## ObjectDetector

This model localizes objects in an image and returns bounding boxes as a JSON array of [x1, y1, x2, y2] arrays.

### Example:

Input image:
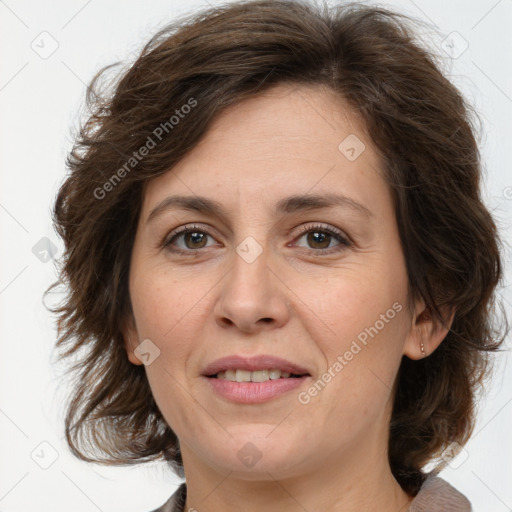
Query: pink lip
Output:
[[202, 354, 311, 377], [203, 375, 310, 403]]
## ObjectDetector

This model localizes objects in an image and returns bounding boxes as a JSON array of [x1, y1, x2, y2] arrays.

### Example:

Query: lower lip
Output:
[[203, 376, 310, 403]]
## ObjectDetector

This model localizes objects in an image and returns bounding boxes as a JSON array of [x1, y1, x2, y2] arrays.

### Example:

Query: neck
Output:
[[180, 442, 413, 512]]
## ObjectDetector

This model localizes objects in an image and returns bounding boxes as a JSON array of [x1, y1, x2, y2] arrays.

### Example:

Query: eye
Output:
[[162, 224, 218, 253], [162, 222, 352, 256], [292, 223, 352, 256]]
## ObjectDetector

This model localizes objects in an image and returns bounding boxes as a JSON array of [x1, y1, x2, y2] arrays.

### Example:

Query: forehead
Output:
[[141, 83, 388, 219], [194, 83, 368, 161]]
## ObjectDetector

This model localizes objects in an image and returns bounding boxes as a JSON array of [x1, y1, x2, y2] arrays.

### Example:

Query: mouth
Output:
[[202, 361, 312, 404], [202, 355, 312, 383], [206, 369, 309, 382]]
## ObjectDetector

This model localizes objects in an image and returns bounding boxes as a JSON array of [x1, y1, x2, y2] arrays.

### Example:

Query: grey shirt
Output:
[[150, 476, 472, 511]]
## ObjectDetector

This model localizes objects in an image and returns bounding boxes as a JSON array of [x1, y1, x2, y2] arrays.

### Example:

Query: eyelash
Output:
[[162, 223, 352, 257]]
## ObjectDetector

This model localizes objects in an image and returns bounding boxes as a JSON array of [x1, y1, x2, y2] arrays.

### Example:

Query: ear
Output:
[[122, 314, 144, 366], [403, 298, 455, 360]]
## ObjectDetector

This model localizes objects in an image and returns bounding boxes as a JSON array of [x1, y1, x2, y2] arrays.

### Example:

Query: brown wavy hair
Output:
[[47, 0, 508, 495]]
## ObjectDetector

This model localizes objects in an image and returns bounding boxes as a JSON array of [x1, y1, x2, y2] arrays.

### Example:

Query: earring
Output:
[[420, 342, 426, 357]]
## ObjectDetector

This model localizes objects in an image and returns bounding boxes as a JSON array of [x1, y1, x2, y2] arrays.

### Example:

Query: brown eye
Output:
[[293, 224, 352, 256], [181, 231, 209, 249], [305, 230, 332, 249], [163, 225, 217, 253]]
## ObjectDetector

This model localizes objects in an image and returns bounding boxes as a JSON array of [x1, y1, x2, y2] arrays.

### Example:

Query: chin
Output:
[[202, 432, 310, 480]]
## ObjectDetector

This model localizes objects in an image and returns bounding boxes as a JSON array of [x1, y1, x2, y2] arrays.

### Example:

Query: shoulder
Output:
[[408, 476, 472, 511], [149, 483, 187, 512], [150, 477, 472, 511]]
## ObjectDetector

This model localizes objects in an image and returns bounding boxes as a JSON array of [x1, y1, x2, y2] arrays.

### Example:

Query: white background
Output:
[[0, 0, 511, 511]]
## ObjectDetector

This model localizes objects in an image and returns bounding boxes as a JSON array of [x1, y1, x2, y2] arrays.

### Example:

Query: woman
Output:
[[48, 1, 507, 510]]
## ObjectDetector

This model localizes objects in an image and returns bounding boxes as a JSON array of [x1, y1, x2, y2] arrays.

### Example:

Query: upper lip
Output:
[[202, 355, 311, 376]]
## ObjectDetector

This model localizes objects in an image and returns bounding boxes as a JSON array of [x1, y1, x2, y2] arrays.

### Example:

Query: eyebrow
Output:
[[146, 192, 374, 224]]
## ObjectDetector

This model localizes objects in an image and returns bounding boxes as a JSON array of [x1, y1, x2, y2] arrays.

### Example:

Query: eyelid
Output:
[[290, 223, 352, 255], [161, 223, 218, 248], [293, 223, 351, 244]]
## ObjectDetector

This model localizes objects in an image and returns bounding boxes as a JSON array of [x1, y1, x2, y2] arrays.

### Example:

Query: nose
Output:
[[214, 244, 290, 333]]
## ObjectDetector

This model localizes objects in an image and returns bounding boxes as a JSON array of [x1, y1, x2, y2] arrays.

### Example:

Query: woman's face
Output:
[[124, 83, 425, 480]]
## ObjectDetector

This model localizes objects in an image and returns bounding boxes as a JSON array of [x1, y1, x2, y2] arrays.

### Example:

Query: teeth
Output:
[[236, 369, 251, 382], [215, 369, 294, 382], [248, 369, 268, 382]]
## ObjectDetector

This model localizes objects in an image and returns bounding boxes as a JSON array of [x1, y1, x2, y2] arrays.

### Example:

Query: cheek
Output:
[[298, 264, 408, 355], [301, 307, 408, 446], [129, 268, 211, 420], [130, 264, 208, 343], [298, 265, 409, 415]]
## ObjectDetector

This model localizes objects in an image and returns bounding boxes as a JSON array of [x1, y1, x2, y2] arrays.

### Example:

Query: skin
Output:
[[124, 83, 452, 512]]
